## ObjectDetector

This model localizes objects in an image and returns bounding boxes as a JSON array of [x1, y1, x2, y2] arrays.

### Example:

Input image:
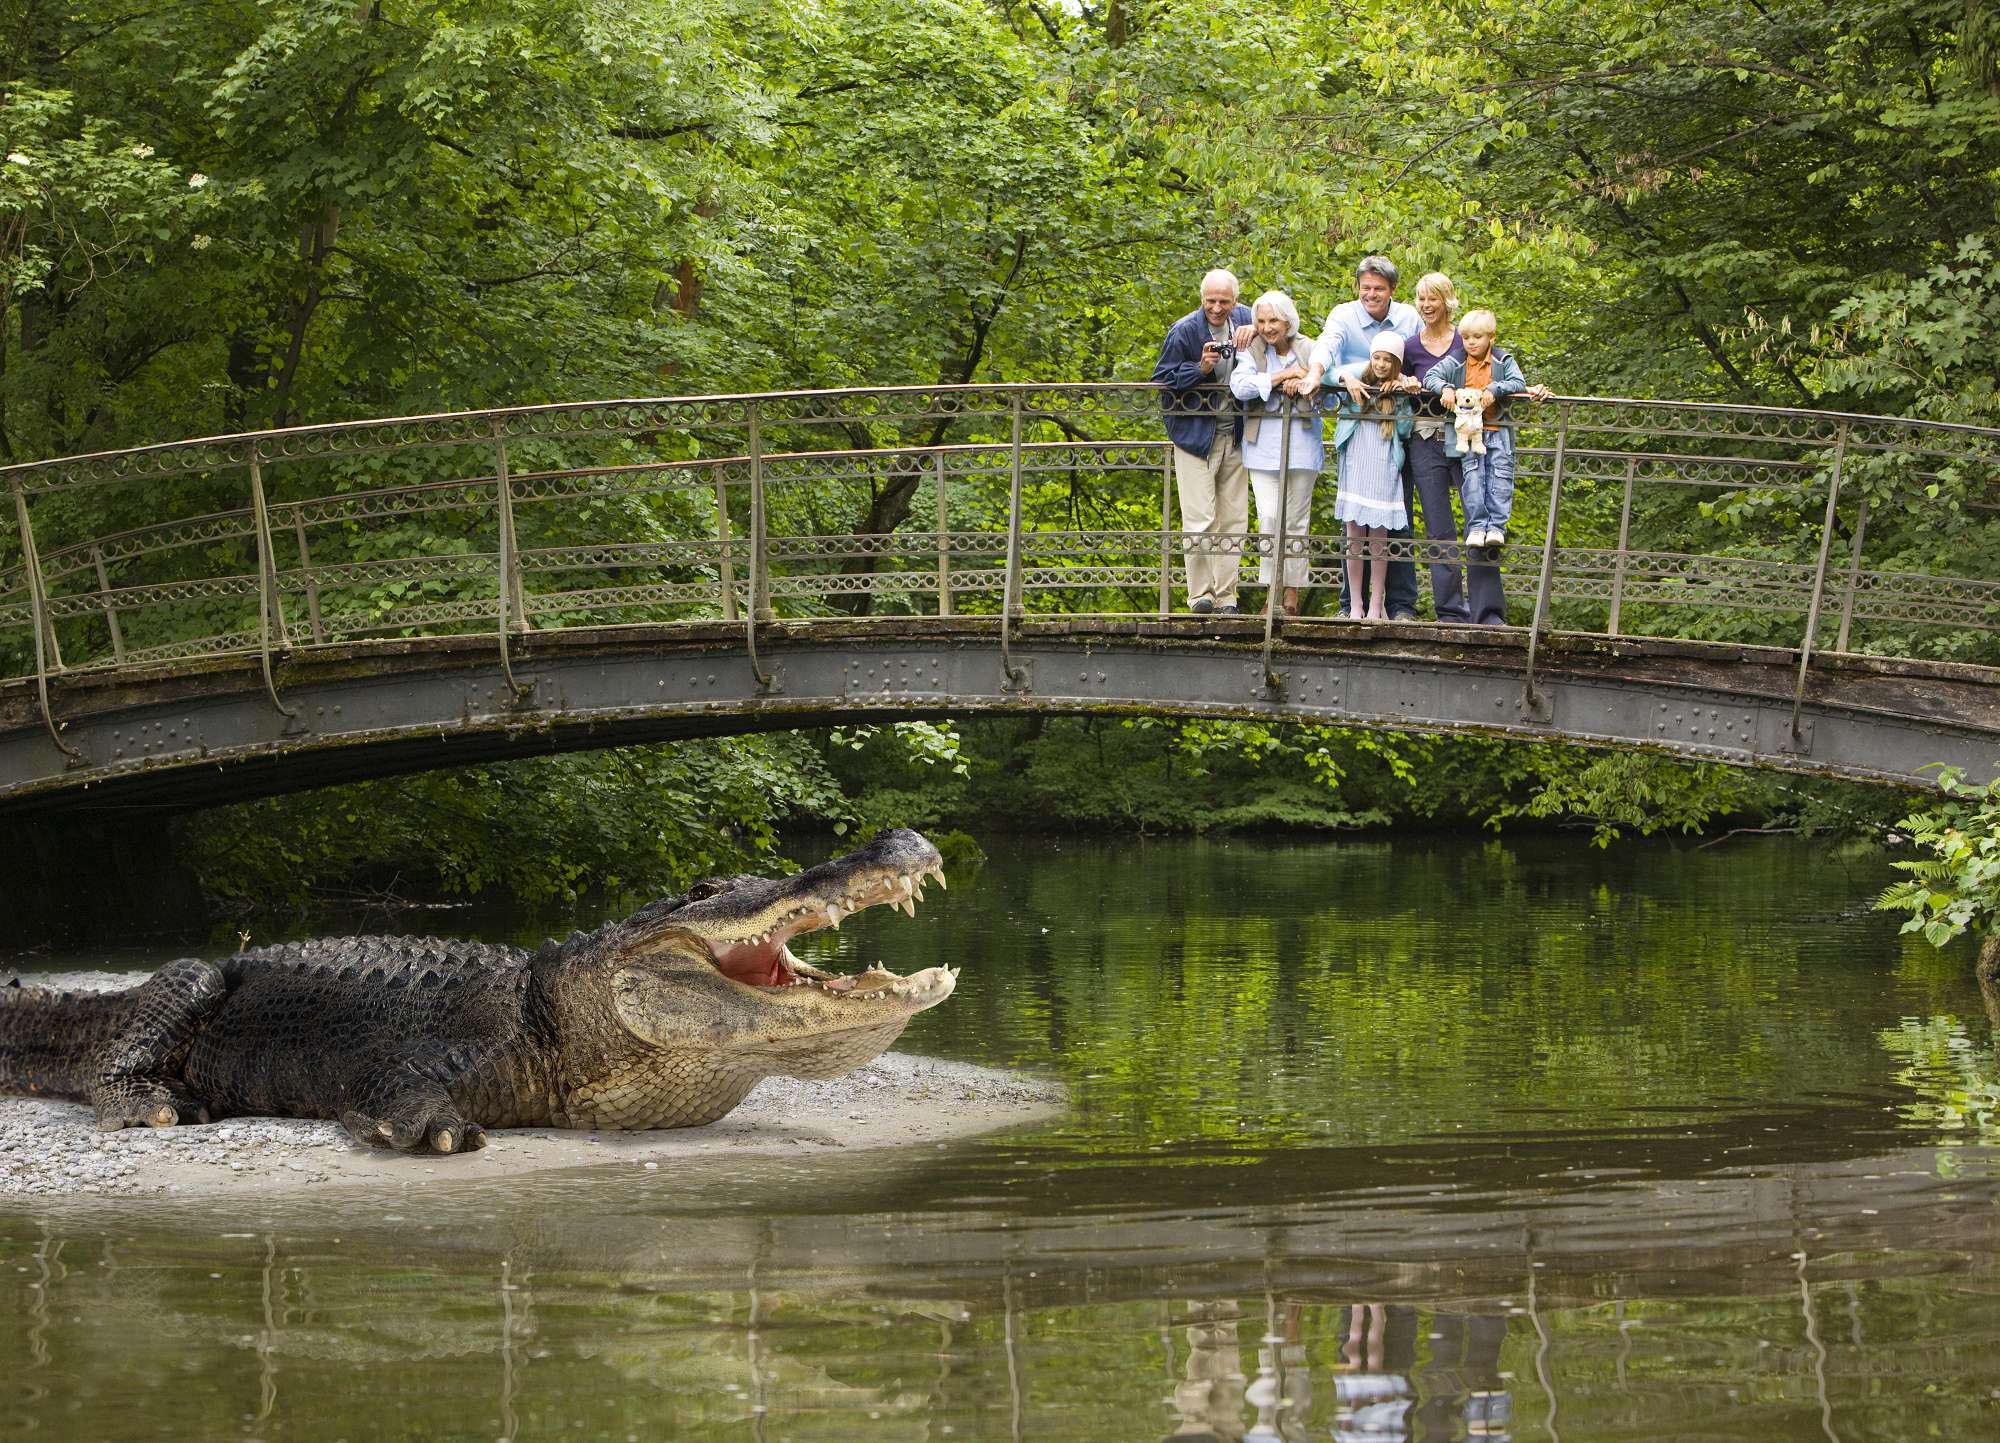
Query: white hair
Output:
[[1249, 290, 1301, 337], [1199, 268, 1241, 297]]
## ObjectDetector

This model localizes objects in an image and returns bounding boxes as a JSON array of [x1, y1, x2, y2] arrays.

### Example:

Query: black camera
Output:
[[1205, 339, 1236, 362]]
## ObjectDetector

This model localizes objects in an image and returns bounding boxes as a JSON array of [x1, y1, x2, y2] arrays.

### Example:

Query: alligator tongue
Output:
[[710, 940, 792, 988]]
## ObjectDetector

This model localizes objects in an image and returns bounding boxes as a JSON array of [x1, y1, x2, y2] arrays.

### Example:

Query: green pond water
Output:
[[3, 834, 1998, 1441]]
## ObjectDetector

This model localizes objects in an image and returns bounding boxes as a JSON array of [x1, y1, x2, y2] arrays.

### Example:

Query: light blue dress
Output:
[[1334, 416, 1408, 529]]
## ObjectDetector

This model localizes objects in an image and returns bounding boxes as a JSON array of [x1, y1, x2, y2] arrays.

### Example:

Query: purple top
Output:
[[1404, 329, 1464, 415]]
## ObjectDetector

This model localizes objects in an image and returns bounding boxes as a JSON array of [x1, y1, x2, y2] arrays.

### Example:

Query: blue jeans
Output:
[[1459, 429, 1515, 535]]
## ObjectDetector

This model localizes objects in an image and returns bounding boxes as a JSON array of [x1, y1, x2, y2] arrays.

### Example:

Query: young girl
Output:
[[1332, 332, 1414, 621]]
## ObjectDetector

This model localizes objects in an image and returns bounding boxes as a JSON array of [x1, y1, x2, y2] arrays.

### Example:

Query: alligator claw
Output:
[[342, 1098, 486, 1156], [90, 1081, 213, 1132]]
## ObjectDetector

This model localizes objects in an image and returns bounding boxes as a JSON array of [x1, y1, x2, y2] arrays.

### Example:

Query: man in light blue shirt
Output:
[[1310, 257, 1422, 618]]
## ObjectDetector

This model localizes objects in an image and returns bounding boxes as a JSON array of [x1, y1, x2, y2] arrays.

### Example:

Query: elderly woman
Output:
[[1228, 290, 1324, 616]]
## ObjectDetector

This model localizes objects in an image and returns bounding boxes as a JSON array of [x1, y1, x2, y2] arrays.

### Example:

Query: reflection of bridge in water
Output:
[[7, 1139, 1989, 1441], [3, 386, 1998, 812]]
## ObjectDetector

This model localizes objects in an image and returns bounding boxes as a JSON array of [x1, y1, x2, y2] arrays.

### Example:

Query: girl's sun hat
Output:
[[1369, 331, 1405, 358]]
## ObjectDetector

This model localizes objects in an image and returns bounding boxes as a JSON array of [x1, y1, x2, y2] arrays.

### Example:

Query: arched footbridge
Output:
[[3, 386, 1998, 814]]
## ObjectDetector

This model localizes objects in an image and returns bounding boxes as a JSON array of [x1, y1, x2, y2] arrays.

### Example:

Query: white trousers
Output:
[[1249, 467, 1318, 587], [1172, 433, 1250, 605]]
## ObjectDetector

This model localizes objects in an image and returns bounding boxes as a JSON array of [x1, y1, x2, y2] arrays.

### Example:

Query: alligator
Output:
[[0, 828, 955, 1154]]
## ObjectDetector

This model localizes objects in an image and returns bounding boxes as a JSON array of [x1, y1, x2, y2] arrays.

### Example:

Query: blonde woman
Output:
[[1228, 290, 1323, 616], [1398, 272, 1506, 623]]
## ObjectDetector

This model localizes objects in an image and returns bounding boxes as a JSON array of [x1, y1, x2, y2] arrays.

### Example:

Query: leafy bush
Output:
[[1874, 768, 2000, 950]]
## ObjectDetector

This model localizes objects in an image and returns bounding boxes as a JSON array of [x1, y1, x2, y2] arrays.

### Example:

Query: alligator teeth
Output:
[[826, 906, 844, 929], [898, 897, 916, 918], [931, 869, 947, 891]]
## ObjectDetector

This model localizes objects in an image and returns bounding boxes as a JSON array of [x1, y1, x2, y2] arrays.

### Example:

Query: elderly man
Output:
[[1310, 257, 1422, 620], [1152, 269, 1255, 615]]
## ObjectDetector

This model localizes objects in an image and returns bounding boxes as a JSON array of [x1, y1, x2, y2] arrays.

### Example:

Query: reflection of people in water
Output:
[[1164, 1299, 1248, 1443], [1415, 1311, 1513, 1440], [1334, 1303, 1416, 1439], [1334, 1303, 1514, 1441], [1245, 1300, 1311, 1442]]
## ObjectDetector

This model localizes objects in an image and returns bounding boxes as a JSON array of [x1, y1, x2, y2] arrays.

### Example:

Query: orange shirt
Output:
[[1463, 356, 1497, 429]]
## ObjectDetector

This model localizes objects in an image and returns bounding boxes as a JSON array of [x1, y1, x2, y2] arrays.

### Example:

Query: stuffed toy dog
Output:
[[1452, 388, 1487, 456]]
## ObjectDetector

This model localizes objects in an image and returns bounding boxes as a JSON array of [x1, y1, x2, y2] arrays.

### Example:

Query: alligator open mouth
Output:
[[703, 853, 951, 999]]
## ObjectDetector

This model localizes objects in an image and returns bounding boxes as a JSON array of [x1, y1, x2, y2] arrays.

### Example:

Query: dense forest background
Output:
[[4, 0, 1998, 924]]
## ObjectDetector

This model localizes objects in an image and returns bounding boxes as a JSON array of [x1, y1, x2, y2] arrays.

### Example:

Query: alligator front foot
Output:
[[90, 1079, 211, 1131], [340, 1098, 488, 1155]]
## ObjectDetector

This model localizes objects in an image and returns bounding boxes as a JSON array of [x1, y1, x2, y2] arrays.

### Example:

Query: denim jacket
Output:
[[1421, 345, 1529, 458]]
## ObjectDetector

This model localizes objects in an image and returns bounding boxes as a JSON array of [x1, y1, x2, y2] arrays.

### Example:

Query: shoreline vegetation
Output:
[[0, 716, 1912, 950]]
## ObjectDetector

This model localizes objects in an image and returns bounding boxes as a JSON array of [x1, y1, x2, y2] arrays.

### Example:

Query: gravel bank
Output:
[[1, 971, 1063, 1201]]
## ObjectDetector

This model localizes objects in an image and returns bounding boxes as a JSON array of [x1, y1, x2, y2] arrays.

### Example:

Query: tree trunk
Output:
[[1978, 932, 2000, 984]]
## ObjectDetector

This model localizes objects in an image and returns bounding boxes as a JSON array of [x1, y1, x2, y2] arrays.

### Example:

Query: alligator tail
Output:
[[0, 981, 136, 1103]]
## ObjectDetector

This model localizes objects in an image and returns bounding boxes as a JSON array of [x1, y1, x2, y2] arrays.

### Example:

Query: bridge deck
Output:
[[4, 385, 1998, 811], [3, 616, 1994, 814]]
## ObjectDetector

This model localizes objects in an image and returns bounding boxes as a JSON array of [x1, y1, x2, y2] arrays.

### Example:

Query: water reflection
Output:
[[3, 836, 1998, 1440], [1167, 1299, 1246, 1441], [1, 1131, 1994, 1441]]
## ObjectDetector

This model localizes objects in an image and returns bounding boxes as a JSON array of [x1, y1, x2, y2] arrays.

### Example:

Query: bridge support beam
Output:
[[3, 622, 1997, 816]]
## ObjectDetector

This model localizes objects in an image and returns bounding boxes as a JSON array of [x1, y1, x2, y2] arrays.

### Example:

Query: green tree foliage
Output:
[[4, 0, 1994, 915], [1875, 766, 2000, 950], [175, 732, 849, 911]]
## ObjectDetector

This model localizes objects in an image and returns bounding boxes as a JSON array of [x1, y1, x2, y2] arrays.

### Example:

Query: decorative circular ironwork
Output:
[[3, 386, 1997, 683]]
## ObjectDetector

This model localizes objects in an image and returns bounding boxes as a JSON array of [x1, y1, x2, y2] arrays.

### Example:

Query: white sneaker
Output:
[[1466, 527, 1489, 548]]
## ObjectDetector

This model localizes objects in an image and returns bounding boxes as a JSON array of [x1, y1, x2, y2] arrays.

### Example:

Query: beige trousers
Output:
[[1172, 433, 1250, 606], [1248, 467, 1318, 587]]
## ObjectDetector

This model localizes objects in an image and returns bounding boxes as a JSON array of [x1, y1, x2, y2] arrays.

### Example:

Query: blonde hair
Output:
[[1366, 349, 1402, 440], [1414, 272, 1459, 317], [1459, 308, 1498, 336], [1250, 289, 1302, 339]]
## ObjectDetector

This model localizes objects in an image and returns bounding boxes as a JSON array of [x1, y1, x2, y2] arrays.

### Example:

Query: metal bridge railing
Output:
[[3, 384, 1998, 758]]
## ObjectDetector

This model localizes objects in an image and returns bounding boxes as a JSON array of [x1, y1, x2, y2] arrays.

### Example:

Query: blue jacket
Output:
[[1329, 395, 1414, 479], [1422, 345, 1529, 458], [1151, 304, 1254, 458]]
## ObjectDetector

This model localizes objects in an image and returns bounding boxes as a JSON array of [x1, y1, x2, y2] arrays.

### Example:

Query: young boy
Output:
[[1421, 310, 1549, 553]]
